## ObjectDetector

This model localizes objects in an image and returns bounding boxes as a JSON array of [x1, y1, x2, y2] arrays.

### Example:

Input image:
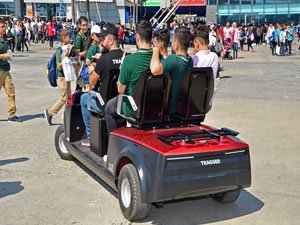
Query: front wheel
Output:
[[118, 164, 152, 221], [54, 124, 74, 161], [211, 189, 241, 204]]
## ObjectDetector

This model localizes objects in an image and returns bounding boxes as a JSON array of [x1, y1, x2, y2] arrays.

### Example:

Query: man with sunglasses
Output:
[[80, 23, 124, 147]]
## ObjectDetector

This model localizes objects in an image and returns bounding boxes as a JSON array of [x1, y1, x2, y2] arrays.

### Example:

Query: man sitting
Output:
[[80, 23, 124, 147], [105, 20, 153, 135], [150, 26, 193, 115], [154, 28, 170, 59]]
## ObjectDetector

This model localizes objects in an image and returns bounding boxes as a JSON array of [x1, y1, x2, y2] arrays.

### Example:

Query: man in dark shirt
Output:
[[80, 23, 124, 147]]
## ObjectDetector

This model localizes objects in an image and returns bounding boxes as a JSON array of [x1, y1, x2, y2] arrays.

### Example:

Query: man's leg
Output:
[[81, 93, 91, 139], [3, 72, 17, 118], [49, 77, 69, 117], [105, 96, 120, 135]]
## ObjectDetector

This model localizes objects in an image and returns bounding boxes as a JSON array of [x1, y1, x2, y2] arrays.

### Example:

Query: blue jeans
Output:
[[81, 92, 103, 139], [233, 42, 238, 58]]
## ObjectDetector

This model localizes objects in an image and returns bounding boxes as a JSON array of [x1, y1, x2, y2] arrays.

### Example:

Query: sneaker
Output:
[[44, 109, 52, 126], [8, 116, 22, 123], [81, 138, 90, 147], [103, 155, 107, 162]]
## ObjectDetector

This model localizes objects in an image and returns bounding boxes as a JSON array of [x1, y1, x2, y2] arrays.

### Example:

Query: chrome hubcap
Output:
[[59, 132, 68, 154], [121, 178, 131, 208]]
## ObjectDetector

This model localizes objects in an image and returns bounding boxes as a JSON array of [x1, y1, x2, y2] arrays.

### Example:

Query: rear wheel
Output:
[[118, 164, 152, 221], [54, 125, 74, 161], [211, 189, 241, 204]]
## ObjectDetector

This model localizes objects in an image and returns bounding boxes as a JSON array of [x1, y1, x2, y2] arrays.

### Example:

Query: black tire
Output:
[[54, 124, 74, 161], [118, 164, 152, 221], [211, 189, 241, 204]]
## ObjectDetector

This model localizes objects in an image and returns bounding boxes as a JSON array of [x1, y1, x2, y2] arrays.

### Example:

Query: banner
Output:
[[174, 0, 206, 6]]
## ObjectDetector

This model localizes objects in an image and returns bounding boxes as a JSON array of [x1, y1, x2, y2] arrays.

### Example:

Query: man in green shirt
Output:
[[151, 26, 193, 115], [0, 18, 21, 122], [105, 20, 153, 135]]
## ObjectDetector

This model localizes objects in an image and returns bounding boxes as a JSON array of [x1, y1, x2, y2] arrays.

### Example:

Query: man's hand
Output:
[[1, 53, 12, 60], [92, 53, 102, 60]]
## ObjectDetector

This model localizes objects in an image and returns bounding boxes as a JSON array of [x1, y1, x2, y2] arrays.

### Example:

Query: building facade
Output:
[[0, 0, 128, 24], [207, 0, 300, 25]]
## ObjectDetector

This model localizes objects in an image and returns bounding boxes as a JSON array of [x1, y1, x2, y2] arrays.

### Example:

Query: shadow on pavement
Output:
[[141, 189, 264, 225], [74, 160, 118, 198], [0, 181, 24, 199], [19, 113, 44, 122], [0, 157, 29, 167]]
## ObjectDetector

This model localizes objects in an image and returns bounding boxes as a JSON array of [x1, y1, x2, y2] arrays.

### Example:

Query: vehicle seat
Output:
[[171, 67, 214, 125], [117, 69, 167, 128], [88, 69, 120, 116]]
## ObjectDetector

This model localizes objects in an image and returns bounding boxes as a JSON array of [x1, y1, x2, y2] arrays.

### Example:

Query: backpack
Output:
[[80, 62, 89, 85], [46, 47, 61, 87], [6, 29, 12, 41]]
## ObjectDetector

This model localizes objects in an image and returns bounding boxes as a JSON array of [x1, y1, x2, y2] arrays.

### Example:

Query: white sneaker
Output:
[[103, 155, 107, 162]]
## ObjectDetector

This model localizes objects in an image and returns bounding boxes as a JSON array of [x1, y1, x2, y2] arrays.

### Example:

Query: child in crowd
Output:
[[44, 29, 75, 125]]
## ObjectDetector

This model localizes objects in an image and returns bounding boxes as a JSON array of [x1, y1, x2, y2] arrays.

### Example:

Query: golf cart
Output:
[[54, 68, 251, 221]]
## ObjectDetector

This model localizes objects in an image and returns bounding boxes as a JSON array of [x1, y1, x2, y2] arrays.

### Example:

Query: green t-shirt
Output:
[[161, 54, 193, 114], [86, 43, 100, 61], [56, 46, 76, 78], [74, 32, 86, 60], [118, 48, 153, 116], [0, 38, 10, 71]]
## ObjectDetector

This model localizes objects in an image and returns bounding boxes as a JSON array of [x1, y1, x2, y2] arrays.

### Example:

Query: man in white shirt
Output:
[[223, 22, 232, 41], [193, 25, 219, 79], [232, 22, 239, 59]]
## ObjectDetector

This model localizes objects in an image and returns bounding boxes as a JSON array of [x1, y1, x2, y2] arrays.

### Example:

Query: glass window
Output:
[[56, 3, 66, 17], [207, 0, 217, 4], [218, 5, 229, 15], [230, 0, 240, 4], [229, 5, 241, 14], [289, 3, 300, 13], [252, 4, 264, 14], [36, 3, 47, 17], [264, 4, 276, 14], [240, 5, 252, 13], [276, 0, 289, 3], [7, 8, 14, 15], [0, 9, 6, 15], [276, 4, 289, 14], [290, 0, 300, 3], [253, 0, 264, 3], [6, 3, 14, 8], [241, 0, 251, 4], [264, 0, 275, 3], [219, 0, 229, 5]]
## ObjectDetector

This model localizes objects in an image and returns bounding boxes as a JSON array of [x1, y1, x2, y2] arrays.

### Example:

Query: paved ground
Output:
[[0, 42, 299, 225]]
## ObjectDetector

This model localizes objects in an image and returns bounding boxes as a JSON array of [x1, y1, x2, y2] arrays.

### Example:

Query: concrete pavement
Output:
[[0, 42, 299, 225]]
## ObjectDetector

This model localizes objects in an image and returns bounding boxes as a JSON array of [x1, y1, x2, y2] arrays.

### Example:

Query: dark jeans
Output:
[[8, 39, 15, 52], [240, 39, 244, 51], [49, 36, 54, 48], [271, 42, 277, 55], [105, 96, 119, 135], [247, 39, 254, 51], [287, 40, 292, 55]]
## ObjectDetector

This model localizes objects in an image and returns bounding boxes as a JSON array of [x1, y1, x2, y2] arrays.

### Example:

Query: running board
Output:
[[64, 140, 117, 191]]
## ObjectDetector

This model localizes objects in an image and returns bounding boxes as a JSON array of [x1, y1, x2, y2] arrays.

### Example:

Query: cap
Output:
[[99, 23, 118, 39], [91, 25, 101, 35]]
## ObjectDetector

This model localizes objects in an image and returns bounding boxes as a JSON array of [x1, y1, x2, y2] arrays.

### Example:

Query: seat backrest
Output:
[[131, 69, 167, 126], [96, 69, 120, 108], [172, 67, 214, 124]]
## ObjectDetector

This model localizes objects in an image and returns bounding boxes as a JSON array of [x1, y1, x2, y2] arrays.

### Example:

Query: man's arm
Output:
[[150, 46, 163, 76], [117, 80, 126, 94], [89, 70, 99, 87]]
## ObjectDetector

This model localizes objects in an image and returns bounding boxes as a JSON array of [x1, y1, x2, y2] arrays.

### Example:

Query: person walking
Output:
[[0, 18, 22, 122], [44, 29, 75, 125], [46, 20, 55, 49], [247, 26, 254, 52]]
